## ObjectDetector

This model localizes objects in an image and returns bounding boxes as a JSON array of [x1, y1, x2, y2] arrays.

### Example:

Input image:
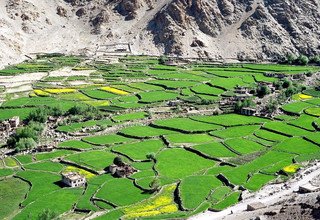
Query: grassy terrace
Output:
[[0, 55, 319, 219]]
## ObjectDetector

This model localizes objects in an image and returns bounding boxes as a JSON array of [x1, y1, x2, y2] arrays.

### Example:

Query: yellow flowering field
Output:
[[100, 86, 129, 95], [299, 94, 313, 99], [123, 184, 178, 219], [33, 89, 51, 97], [44, 88, 77, 94], [283, 164, 300, 173], [63, 166, 96, 179], [83, 100, 110, 107]]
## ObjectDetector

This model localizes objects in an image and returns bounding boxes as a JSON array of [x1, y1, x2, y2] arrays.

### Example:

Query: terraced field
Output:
[[0, 55, 319, 219]]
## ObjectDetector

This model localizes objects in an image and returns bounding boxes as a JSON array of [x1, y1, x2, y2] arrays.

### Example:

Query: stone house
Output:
[[241, 107, 257, 116], [9, 116, 20, 128], [62, 172, 86, 187], [108, 164, 137, 178]]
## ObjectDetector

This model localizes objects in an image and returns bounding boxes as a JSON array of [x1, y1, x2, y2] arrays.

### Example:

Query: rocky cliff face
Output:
[[0, 0, 319, 66]]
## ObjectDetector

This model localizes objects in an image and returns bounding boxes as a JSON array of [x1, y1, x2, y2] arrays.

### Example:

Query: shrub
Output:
[[15, 138, 37, 152], [297, 55, 309, 65], [286, 54, 297, 64], [256, 85, 270, 97]]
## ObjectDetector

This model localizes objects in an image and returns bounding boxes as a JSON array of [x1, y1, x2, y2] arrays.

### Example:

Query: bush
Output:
[[256, 85, 270, 98], [27, 107, 48, 123], [158, 55, 168, 65], [282, 79, 292, 89], [310, 55, 320, 64], [113, 157, 124, 166], [297, 55, 309, 65], [15, 138, 37, 152], [286, 54, 297, 64]]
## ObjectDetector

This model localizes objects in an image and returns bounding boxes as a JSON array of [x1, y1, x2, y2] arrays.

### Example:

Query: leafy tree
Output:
[[113, 156, 124, 166], [282, 79, 292, 89], [15, 138, 37, 152], [297, 55, 309, 65], [310, 55, 320, 64], [146, 152, 156, 160], [27, 107, 48, 123], [286, 54, 297, 64], [158, 55, 168, 65], [256, 85, 270, 97]]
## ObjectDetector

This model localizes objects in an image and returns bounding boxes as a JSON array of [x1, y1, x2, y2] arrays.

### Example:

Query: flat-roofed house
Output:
[[62, 172, 86, 187]]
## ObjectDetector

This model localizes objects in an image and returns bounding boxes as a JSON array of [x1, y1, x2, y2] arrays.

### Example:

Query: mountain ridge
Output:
[[0, 0, 319, 67]]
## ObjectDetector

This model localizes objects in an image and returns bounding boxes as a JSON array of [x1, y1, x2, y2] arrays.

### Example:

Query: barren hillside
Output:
[[0, 0, 319, 67]]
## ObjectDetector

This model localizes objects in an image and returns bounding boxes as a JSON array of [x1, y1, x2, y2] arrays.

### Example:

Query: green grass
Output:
[[82, 134, 134, 145], [179, 175, 222, 210], [0, 178, 30, 219], [254, 129, 289, 142], [0, 107, 37, 120], [210, 191, 241, 211], [16, 171, 61, 206], [209, 186, 232, 204], [58, 140, 93, 150], [244, 173, 276, 191], [81, 89, 118, 100], [95, 178, 150, 206], [155, 148, 215, 180], [64, 150, 116, 171], [273, 137, 320, 155], [24, 161, 64, 173], [191, 84, 225, 96], [14, 155, 33, 164], [302, 89, 320, 97], [192, 142, 237, 158], [138, 91, 179, 103], [35, 150, 75, 161], [153, 117, 222, 133], [165, 133, 214, 144], [305, 107, 320, 117], [120, 125, 177, 138], [112, 139, 164, 161], [210, 125, 260, 139], [288, 114, 317, 131], [76, 174, 114, 211], [281, 101, 315, 114], [263, 121, 313, 136], [4, 157, 18, 167], [224, 138, 265, 155], [112, 112, 148, 122], [191, 114, 270, 127], [147, 80, 199, 89], [0, 168, 14, 177], [13, 188, 82, 220]]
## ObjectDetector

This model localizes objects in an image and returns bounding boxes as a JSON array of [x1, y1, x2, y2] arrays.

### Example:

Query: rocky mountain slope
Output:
[[0, 0, 319, 66]]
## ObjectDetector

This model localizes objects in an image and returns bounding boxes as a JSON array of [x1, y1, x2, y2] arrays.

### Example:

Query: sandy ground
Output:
[[190, 162, 320, 220]]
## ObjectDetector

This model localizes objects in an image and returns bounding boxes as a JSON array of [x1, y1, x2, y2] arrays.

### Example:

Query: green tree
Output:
[[286, 54, 297, 64], [146, 152, 156, 160], [256, 85, 271, 97], [149, 178, 161, 193], [113, 156, 124, 166], [27, 107, 48, 123], [15, 138, 37, 152], [282, 79, 292, 89], [158, 55, 168, 65], [297, 55, 309, 65]]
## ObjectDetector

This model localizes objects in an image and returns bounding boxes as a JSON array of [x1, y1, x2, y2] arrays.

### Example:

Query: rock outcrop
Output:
[[0, 0, 319, 66]]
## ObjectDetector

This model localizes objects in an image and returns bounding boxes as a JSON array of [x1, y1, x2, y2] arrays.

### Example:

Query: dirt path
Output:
[[190, 162, 320, 220]]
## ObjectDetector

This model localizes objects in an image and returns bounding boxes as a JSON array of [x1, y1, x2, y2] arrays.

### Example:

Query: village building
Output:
[[61, 172, 86, 187], [167, 100, 183, 107], [109, 164, 137, 178], [240, 107, 257, 116], [0, 116, 20, 132], [36, 145, 54, 152], [9, 116, 20, 128], [299, 183, 320, 193]]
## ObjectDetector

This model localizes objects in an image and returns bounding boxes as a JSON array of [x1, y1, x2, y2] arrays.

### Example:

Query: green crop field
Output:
[[152, 117, 222, 133], [1, 55, 320, 219]]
